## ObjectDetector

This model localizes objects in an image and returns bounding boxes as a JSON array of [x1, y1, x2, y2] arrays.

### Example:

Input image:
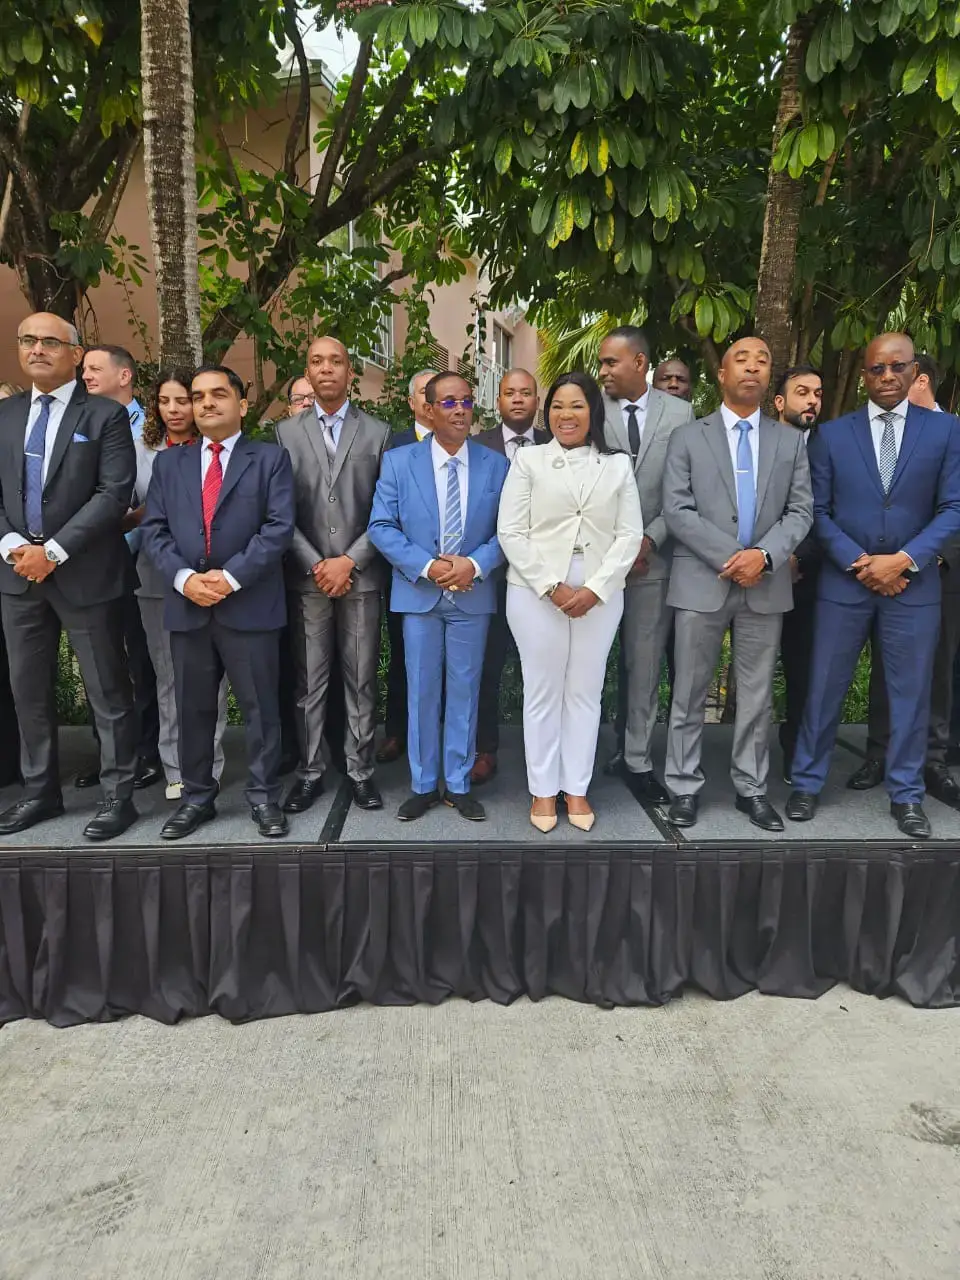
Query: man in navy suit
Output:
[[141, 365, 295, 839], [787, 333, 960, 838], [369, 373, 509, 822]]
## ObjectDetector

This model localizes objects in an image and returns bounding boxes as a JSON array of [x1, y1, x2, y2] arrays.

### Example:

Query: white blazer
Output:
[[497, 438, 644, 602]]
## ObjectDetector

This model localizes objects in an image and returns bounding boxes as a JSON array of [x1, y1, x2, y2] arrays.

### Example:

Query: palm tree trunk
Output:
[[141, 0, 202, 368], [754, 18, 813, 394]]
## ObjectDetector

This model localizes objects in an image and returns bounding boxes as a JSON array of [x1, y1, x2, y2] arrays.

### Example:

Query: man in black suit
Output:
[[377, 367, 438, 765], [472, 367, 549, 783], [0, 312, 139, 840], [773, 364, 824, 783], [141, 365, 295, 839]]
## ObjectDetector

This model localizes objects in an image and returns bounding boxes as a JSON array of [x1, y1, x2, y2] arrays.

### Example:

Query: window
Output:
[[367, 305, 394, 370], [492, 323, 513, 372]]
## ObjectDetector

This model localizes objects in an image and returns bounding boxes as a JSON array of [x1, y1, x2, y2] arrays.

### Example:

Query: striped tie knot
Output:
[[441, 456, 463, 557]]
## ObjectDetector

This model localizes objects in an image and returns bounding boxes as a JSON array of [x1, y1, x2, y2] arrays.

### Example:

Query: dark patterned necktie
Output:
[[626, 404, 641, 459], [878, 412, 898, 493]]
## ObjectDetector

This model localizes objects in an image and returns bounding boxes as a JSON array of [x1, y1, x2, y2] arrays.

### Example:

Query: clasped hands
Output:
[[719, 547, 766, 588], [850, 551, 912, 597], [183, 570, 235, 608], [9, 544, 56, 584], [311, 554, 355, 597], [549, 582, 600, 618], [428, 555, 476, 592]]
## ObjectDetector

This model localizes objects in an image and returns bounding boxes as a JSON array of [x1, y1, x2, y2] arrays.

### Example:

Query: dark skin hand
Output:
[[122, 504, 146, 533], [10, 545, 56, 583], [312, 554, 355, 597], [852, 552, 912, 594], [431, 555, 476, 592], [719, 547, 766, 588], [628, 535, 657, 579]]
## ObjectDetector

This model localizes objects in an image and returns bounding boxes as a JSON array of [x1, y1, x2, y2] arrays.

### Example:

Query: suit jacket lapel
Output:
[[329, 405, 360, 487], [634, 390, 664, 470], [214, 436, 254, 511], [298, 406, 330, 479], [888, 403, 924, 493], [411, 439, 440, 545], [704, 414, 737, 507], [603, 396, 629, 456], [755, 415, 779, 511], [852, 408, 885, 497], [44, 390, 87, 489], [463, 440, 490, 546]]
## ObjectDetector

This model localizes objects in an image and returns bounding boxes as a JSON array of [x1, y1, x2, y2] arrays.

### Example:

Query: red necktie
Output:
[[202, 441, 224, 556]]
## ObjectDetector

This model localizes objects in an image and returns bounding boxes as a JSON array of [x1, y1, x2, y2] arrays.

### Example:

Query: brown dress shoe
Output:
[[376, 736, 405, 764], [470, 752, 498, 785]]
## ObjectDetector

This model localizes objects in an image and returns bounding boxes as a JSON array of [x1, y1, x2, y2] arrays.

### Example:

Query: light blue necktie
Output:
[[735, 420, 756, 548], [24, 394, 54, 539], [441, 456, 463, 555]]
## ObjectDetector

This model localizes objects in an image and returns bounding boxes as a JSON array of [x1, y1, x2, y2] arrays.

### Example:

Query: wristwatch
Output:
[[545, 583, 561, 599], [755, 549, 773, 572]]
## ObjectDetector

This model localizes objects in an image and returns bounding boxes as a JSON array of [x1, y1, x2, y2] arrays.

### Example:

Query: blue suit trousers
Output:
[[402, 596, 490, 795]]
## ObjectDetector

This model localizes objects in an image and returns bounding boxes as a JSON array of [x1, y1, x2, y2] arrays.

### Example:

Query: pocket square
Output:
[[72, 433, 90, 443]]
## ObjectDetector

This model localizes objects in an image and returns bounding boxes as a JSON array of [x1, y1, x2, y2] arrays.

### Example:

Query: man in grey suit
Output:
[[599, 326, 693, 804], [662, 336, 814, 831], [275, 336, 391, 812]]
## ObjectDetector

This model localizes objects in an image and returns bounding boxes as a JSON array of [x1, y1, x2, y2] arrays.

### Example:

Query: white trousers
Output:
[[507, 556, 623, 797]]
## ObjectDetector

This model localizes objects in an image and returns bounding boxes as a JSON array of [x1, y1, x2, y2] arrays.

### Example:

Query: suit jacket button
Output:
[[330, 527, 337, 534], [329, 496, 336, 503]]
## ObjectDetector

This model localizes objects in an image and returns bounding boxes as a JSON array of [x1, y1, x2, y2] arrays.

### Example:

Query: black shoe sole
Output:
[[785, 807, 817, 822], [283, 792, 321, 814], [257, 825, 289, 838], [353, 798, 384, 810], [668, 810, 698, 828]]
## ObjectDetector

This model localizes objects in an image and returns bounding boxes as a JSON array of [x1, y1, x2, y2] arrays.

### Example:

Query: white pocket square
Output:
[[72, 433, 90, 443]]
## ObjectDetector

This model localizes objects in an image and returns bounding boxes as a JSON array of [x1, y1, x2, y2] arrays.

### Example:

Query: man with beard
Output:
[[773, 365, 824, 782]]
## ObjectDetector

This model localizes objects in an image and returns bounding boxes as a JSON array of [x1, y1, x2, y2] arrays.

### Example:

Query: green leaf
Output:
[[935, 43, 960, 100], [594, 211, 614, 252], [494, 137, 512, 175], [618, 45, 638, 100], [949, 227, 960, 267], [21, 29, 43, 65], [799, 123, 819, 168], [805, 25, 826, 84], [587, 130, 610, 176], [632, 239, 652, 276], [607, 126, 631, 169], [569, 132, 589, 175], [878, 0, 903, 38], [818, 121, 837, 161], [648, 170, 671, 220], [530, 193, 555, 236], [902, 47, 936, 94], [568, 64, 592, 110], [694, 295, 714, 338], [572, 191, 592, 230]]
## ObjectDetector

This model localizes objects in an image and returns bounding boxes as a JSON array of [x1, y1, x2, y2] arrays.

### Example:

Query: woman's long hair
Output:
[[142, 368, 197, 450], [542, 371, 611, 453]]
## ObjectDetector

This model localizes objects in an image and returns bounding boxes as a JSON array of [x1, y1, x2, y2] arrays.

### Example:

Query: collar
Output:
[[414, 421, 431, 442], [431, 436, 469, 471], [619, 389, 650, 413], [315, 399, 349, 427], [31, 380, 77, 407], [720, 403, 761, 430], [868, 399, 909, 421], [166, 434, 198, 449], [203, 430, 242, 456], [502, 423, 535, 443]]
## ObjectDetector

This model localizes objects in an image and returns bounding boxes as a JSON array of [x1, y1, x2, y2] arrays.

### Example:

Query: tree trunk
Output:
[[754, 18, 813, 399], [141, 0, 202, 368]]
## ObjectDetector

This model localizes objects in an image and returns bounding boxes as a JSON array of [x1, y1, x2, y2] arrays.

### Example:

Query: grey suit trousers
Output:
[[289, 588, 381, 782], [623, 577, 672, 774], [666, 592, 782, 797]]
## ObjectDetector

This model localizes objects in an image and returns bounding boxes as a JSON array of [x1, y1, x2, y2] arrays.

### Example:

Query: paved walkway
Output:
[[0, 991, 957, 1278]]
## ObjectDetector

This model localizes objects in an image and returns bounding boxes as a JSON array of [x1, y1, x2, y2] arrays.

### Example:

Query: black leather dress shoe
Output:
[[445, 792, 486, 821], [603, 751, 626, 777], [75, 768, 100, 789], [83, 797, 138, 842], [397, 790, 443, 821], [925, 766, 960, 809], [891, 802, 931, 839], [735, 794, 784, 831], [786, 790, 818, 821], [0, 795, 65, 835], [352, 778, 383, 810], [667, 795, 698, 827], [133, 758, 163, 790], [161, 802, 217, 841], [283, 778, 323, 813], [847, 758, 884, 791], [376, 736, 405, 764], [625, 770, 670, 806], [251, 802, 288, 838]]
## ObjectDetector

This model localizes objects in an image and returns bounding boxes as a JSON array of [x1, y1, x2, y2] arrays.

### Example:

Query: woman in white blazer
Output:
[[498, 371, 644, 832]]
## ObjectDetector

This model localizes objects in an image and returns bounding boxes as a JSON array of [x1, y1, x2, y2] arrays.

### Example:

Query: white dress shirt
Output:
[[420, 436, 482, 581], [314, 399, 349, 449], [414, 421, 431, 442], [0, 380, 79, 567], [619, 389, 650, 448], [867, 398, 909, 467], [502, 423, 535, 462], [174, 432, 243, 596], [720, 403, 760, 491]]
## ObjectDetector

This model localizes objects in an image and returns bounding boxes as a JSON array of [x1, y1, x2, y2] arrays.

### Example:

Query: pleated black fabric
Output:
[[0, 844, 958, 1026]]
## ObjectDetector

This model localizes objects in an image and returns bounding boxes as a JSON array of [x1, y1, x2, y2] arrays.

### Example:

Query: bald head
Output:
[[307, 335, 352, 412], [17, 312, 83, 392], [717, 337, 771, 412], [498, 367, 539, 431], [863, 332, 917, 411], [652, 358, 692, 401]]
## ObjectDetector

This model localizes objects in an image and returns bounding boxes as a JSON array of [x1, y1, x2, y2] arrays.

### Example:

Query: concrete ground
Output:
[[0, 992, 957, 1280]]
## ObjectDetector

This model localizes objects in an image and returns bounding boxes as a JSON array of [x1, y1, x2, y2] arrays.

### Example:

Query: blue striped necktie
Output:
[[735, 420, 756, 548], [24, 394, 54, 539], [441, 456, 463, 556]]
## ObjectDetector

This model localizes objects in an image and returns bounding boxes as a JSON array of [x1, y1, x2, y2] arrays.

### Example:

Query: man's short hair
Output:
[[193, 364, 246, 399], [915, 353, 940, 393], [285, 374, 308, 399], [84, 343, 137, 378], [424, 372, 471, 405], [774, 364, 823, 400], [408, 369, 439, 396], [603, 325, 650, 359]]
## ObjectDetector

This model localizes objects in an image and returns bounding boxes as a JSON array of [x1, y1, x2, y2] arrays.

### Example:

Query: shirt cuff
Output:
[[174, 568, 194, 596], [469, 558, 482, 581], [901, 554, 919, 573], [222, 570, 241, 593], [420, 560, 435, 581], [0, 533, 28, 563], [45, 539, 69, 565]]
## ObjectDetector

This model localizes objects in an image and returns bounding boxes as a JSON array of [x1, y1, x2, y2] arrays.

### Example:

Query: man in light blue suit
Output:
[[369, 373, 509, 821], [787, 333, 960, 839]]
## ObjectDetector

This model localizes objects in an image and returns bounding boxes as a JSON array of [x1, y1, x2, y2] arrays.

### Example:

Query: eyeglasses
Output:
[[865, 361, 913, 377], [289, 393, 315, 406], [18, 335, 74, 353], [437, 397, 474, 410]]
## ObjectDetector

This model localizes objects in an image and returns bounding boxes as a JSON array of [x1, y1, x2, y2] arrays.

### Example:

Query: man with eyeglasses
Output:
[[285, 375, 315, 417], [787, 333, 960, 839], [369, 373, 509, 822], [0, 314, 140, 840]]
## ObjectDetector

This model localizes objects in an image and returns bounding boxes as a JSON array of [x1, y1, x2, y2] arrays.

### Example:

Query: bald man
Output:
[[275, 335, 391, 813], [652, 359, 693, 402], [662, 336, 813, 832], [0, 313, 139, 839], [788, 333, 960, 839]]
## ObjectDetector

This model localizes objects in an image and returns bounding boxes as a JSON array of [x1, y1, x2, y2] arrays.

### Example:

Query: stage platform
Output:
[[1, 726, 958, 1024]]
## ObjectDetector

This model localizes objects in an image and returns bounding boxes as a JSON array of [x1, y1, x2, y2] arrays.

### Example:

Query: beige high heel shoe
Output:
[[530, 799, 558, 833], [567, 810, 596, 832]]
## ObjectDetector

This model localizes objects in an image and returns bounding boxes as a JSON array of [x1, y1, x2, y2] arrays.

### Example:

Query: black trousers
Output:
[[778, 586, 818, 763], [866, 583, 960, 769], [476, 582, 512, 756], [1, 585, 137, 801], [0, 622, 21, 784], [171, 619, 282, 809]]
